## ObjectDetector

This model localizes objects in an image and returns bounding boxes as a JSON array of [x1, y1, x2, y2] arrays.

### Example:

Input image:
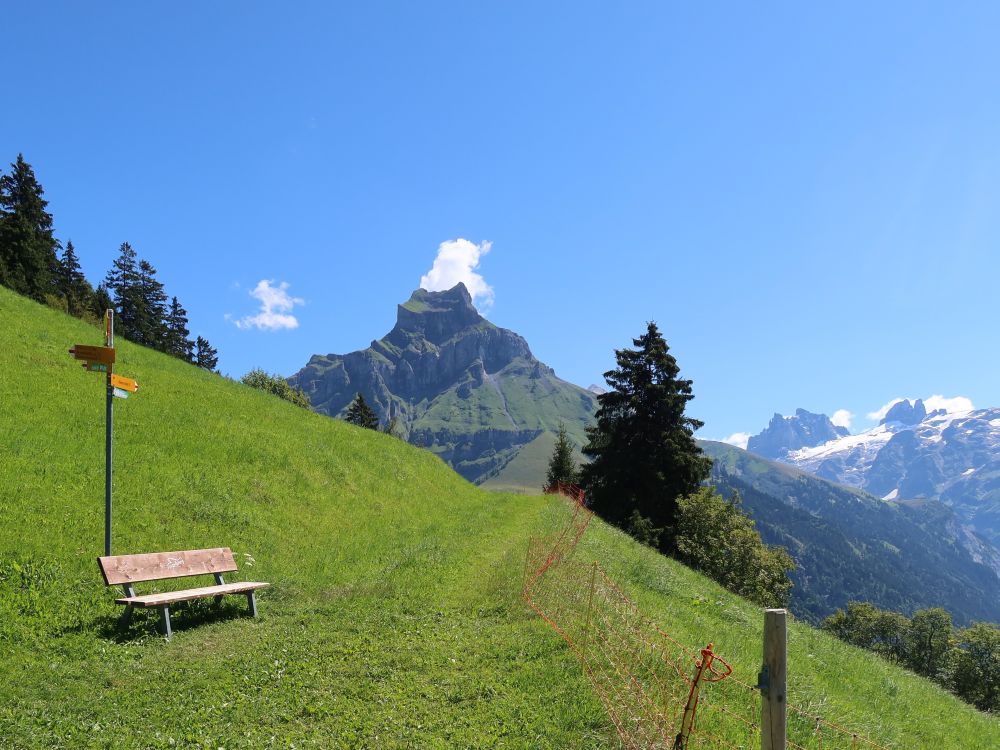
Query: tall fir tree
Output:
[[545, 423, 579, 490], [345, 392, 380, 430], [164, 296, 194, 361], [195, 336, 219, 371], [0, 154, 60, 301], [104, 242, 143, 340], [90, 283, 113, 322], [56, 240, 94, 317], [579, 321, 712, 553], [136, 259, 168, 349]]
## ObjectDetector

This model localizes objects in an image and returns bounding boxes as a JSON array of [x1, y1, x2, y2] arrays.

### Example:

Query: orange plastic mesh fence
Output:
[[524, 489, 893, 750]]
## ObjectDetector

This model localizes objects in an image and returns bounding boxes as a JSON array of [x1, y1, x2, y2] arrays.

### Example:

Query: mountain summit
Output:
[[288, 283, 597, 483], [747, 408, 849, 459]]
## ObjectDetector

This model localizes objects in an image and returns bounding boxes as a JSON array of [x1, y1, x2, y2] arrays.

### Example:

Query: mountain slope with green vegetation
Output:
[[701, 440, 1000, 626], [1, 287, 997, 748], [288, 283, 596, 483]]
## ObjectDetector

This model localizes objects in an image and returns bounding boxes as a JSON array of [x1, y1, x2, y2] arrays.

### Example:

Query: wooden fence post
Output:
[[761, 609, 787, 750]]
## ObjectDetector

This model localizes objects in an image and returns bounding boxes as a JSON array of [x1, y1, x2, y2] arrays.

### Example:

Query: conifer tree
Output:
[[195, 336, 219, 371], [0, 154, 60, 301], [580, 321, 711, 553], [104, 242, 142, 340], [164, 296, 194, 361], [545, 423, 578, 491], [345, 392, 379, 430], [137, 259, 168, 348], [90, 284, 113, 322], [56, 241, 94, 317]]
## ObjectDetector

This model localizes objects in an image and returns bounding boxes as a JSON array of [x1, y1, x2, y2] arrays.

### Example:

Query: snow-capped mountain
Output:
[[747, 400, 1000, 546]]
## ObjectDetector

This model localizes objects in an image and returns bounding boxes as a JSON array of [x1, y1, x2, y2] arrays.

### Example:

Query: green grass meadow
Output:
[[1, 288, 997, 748]]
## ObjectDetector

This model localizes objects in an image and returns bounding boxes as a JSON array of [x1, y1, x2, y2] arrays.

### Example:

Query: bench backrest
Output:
[[98, 547, 238, 586]]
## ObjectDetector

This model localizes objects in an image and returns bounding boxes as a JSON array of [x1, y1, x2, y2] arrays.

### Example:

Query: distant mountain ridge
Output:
[[746, 401, 1000, 546], [288, 283, 597, 483], [701, 440, 1000, 625]]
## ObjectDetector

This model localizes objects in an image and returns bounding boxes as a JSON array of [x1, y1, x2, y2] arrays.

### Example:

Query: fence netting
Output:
[[525, 486, 891, 750]]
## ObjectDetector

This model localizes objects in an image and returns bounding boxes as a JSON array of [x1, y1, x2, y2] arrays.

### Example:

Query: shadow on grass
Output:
[[91, 597, 258, 643]]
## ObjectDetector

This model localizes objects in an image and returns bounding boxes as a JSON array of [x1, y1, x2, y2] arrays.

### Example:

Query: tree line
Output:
[[0, 154, 217, 369], [822, 601, 999, 712], [545, 322, 795, 609]]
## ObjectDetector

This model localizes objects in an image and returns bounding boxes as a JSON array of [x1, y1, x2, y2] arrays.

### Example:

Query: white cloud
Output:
[[721, 432, 751, 449], [866, 398, 904, 422], [924, 394, 974, 414], [830, 409, 854, 430], [419, 239, 494, 310], [233, 280, 304, 331]]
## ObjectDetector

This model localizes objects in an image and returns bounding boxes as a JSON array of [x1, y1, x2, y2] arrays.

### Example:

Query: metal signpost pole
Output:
[[105, 309, 113, 557]]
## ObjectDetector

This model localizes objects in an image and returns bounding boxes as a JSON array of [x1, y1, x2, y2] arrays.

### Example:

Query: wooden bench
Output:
[[97, 547, 269, 639]]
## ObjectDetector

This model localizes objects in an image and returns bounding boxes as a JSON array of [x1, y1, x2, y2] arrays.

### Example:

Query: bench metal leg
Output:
[[118, 604, 134, 633], [247, 591, 258, 618], [160, 605, 172, 640]]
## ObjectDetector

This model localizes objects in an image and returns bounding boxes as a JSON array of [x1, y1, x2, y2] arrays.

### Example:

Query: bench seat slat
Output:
[[115, 581, 270, 607]]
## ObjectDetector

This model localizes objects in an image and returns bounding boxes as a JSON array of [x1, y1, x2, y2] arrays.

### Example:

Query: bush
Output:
[[674, 487, 794, 608], [240, 368, 310, 409]]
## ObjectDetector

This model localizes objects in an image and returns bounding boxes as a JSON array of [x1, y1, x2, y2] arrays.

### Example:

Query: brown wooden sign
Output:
[[69, 344, 115, 364]]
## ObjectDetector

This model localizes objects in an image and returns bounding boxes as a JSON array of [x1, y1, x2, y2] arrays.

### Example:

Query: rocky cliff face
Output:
[[288, 283, 596, 483], [747, 408, 849, 459]]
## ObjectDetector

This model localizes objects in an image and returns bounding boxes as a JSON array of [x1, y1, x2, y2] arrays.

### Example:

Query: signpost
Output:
[[70, 310, 140, 556]]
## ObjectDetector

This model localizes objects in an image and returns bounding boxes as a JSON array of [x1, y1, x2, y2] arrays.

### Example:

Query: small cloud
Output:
[[830, 409, 853, 430], [721, 432, 751, 450], [233, 280, 304, 331], [924, 394, 974, 414], [867, 398, 904, 422], [419, 239, 494, 310]]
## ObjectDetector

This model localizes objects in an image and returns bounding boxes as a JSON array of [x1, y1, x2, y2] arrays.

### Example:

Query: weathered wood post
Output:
[[760, 608, 787, 750]]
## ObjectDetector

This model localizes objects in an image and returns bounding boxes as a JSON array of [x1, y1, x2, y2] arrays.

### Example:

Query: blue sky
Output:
[[4, 2, 999, 442]]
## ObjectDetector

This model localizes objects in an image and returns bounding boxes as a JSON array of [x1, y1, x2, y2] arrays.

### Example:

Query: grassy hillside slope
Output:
[[1, 288, 997, 748]]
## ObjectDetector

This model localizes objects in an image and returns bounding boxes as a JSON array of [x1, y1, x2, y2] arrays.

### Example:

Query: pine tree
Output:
[[345, 392, 379, 430], [195, 336, 219, 371], [56, 240, 94, 317], [104, 242, 142, 340], [164, 296, 194, 361], [136, 259, 168, 349], [0, 154, 60, 301], [90, 284, 113, 322], [579, 321, 712, 553], [545, 423, 578, 491]]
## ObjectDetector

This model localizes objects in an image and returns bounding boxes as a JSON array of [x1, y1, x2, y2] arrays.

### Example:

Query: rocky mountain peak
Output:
[[747, 408, 850, 459], [389, 283, 484, 345], [881, 398, 927, 426], [288, 282, 595, 484]]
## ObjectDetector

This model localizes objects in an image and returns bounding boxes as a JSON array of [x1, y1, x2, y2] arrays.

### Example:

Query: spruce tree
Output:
[[579, 321, 711, 553], [104, 242, 142, 340], [57, 240, 94, 317], [545, 423, 578, 491], [345, 392, 379, 430], [90, 284, 113, 322], [0, 154, 60, 301], [165, 296, 194, 361], [195, 336, 219, 371], [137, 259, 168, 348]]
